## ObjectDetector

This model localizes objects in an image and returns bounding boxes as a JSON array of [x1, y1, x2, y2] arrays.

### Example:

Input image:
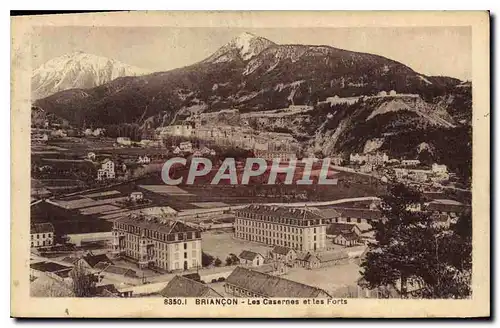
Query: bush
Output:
[[202, 252, 215, 267], [214, 258, 222, 267]]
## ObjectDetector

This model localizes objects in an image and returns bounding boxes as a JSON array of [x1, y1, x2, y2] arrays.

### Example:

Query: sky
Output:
[[31, 26, 472, 81]]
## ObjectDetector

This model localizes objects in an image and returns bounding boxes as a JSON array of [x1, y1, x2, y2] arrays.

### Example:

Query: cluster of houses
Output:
[[157, 115, 300, 156], [30, 251, 138, 297], [86, 152, 152, 181], [114, 137, 163, 148], [394, 163, 450, 182], [350, 152, 389, 165], [232, 244, 357, 274], [171, 142, 217, 157], [347, 151, 451, 183]]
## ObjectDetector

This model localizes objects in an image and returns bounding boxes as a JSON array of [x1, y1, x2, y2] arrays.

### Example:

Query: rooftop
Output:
[[327, 222, 358, 236], [160, 276, 222, 298], [82, 253, 113, 268], [115, 214, 199, 235], [272, 245, 294, 255], [337, 231, 360, 241], [226, 266, 331, 298], [30, 261, 72, 273], [333, 207, 382, 220], [238, 250, 263, 261], [237, 205, 325, 221], [30, 222, 54, 234]]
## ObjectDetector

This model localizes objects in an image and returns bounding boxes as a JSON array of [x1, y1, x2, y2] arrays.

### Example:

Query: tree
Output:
[[214, 258, 222, 267], [417, 211, 472, 299], [70, 262, 97, 297], [225, 253, 240, 266], [201, 252, 215, 267], [360, 183, 472, 299], [359, 183, 439, 298]]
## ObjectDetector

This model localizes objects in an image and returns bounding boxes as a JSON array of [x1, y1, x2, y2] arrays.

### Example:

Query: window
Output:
[[184, 252, 187, 259], [184, 243, 187, 250], [175, 244, 179, 251], [357, 218, 361, 223], [37, 234, 40, 239]]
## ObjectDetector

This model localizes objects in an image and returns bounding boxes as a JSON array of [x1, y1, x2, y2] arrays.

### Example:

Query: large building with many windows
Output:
[[234, 205, 331, 252], [112, 214, 202, 271]]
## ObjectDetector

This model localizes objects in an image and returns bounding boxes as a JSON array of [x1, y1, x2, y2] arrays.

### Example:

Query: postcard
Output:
[[11, 10, 490, 318]]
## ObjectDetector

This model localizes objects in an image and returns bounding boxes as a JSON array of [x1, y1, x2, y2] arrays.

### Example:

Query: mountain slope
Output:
[[203, 32, 276, 63], [35, 32, 465, 128], [31, 52, 150, 100]]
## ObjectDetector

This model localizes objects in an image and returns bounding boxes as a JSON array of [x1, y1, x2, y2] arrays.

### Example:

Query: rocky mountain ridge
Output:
[[32, 51, 150, 100], [34, 32, 472, 178]]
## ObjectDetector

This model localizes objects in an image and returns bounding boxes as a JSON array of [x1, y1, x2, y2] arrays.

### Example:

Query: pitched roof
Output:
[[336, 231, 360, 241], [226, 266, 331, 298], [327, 223, 358, 235], [82, 254, 113, 268], [30, 223, 54, 234], [296, 252, 317, 262], [237, 205, 324, 221], [160, 276, 222, 298], [310, 207, 341, 219], [333, 208, 382, 220], [272, 245, 294, 255], [95, 284, 120, 297], [115, 215, 199, 235], [30, 261, 72, 273], [239, 250, 263, 261]]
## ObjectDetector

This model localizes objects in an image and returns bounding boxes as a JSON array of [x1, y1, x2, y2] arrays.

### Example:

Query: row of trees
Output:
[[359, 182, 472, 298], [104, 123, 143, 141]]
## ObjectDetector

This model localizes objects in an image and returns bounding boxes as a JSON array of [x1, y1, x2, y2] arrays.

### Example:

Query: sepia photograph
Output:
[[11, 11, 490, 318]]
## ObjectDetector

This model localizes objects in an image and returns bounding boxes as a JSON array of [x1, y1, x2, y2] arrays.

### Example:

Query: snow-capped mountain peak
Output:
[[203, 32, 276, 63], [32, 52, 150, 100], [232, 32, 263, 60]]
